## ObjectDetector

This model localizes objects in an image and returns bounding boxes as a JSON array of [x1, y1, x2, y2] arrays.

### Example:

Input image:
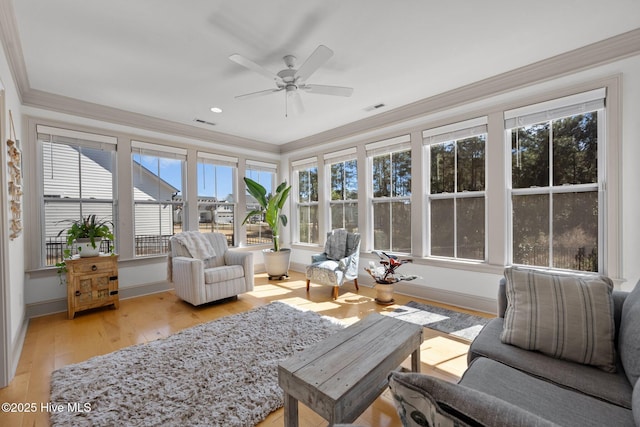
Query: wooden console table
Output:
[[66, 254, 119, 319], [278, 312, 423, 426]]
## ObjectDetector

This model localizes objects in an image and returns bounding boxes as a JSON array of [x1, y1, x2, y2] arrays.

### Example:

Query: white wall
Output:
[[0, 35, 26, 386], [284, 53, 640, 312]]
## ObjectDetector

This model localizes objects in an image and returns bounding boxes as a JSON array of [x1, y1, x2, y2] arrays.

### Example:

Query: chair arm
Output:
[[339, 253, 360, 279], [172, 257, 206, 305], [225, 250, 254, 291], [311, 253, 329, 263], [389, 372, 558, 427]]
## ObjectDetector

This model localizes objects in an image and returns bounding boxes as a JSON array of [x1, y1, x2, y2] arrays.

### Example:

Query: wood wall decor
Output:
[[7, 110, 22, 240]]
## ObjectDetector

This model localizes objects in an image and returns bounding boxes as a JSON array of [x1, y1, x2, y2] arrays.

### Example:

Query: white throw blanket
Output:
[[167, 231, 217, 282], [172, 231, 217, 260]]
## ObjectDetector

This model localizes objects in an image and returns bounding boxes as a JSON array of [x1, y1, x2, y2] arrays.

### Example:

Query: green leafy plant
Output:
[[57, 214, 115, 259], [242, 177, 291, 252]]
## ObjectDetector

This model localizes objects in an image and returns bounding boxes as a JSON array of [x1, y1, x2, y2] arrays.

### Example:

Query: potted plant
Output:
[[242, 177, 292, 279], [365, 251, 418, 305], [57, 214, 115, 259]]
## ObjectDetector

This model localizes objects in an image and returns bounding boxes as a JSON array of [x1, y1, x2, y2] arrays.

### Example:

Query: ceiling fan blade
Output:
[[295, 45, 333, 82], [236, 88, 283, 100], [229, 54, 283, 84], [287, 90, 305, 114], [301, 84, 354, 97]]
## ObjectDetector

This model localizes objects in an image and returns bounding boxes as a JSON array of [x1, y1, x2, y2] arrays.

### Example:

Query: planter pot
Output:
[[263, 248, 291, 280], [374, 283, 395, 305], [76, 237, 102, 257]]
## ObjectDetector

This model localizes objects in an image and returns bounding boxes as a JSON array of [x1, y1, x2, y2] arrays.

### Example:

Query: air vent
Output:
[[194, 118, 216, 126], [364, 103, 386, 112]]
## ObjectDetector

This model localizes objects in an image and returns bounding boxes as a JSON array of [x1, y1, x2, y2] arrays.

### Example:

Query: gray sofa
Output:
[[389, 270, 640, 427]]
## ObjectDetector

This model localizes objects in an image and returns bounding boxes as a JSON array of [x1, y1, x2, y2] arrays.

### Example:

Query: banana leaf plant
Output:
[[242, 177, 291, 252]]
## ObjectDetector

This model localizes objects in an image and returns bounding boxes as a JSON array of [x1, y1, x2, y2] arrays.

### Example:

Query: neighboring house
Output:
[[43, 144, 178, 241]]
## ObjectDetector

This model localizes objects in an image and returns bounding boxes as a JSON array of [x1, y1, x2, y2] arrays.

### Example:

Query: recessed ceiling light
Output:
[[210, 107, 223, 113]]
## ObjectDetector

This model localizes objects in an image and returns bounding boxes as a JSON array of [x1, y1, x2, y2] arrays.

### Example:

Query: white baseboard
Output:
[[25, 281, 174, 318], [290, 262, 497, 315]]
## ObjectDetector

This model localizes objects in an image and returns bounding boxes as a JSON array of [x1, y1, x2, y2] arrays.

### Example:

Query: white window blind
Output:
[[423, 117, 488, 145], [37, 124, 117, 151], [246, 159, 277, 172], [324, 147, 357, 162], [131, 140, 187, 159], [197, 151, 238, 167], [291, 156, 318, 169], [504, 88, 606, 129], [365, 135, 411, 157]]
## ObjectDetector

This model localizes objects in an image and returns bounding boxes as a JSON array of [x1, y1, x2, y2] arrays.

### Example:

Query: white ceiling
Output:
[[9, 0, 640, 145]]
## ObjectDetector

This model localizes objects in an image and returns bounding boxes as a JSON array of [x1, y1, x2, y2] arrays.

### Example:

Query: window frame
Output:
[[292, 157, 319, 245], [245, 159, 277, 246], [196, 152, 238, 247], [424, 119, 488, 261], [506, 90, 605, 273], [131, 141, 186, 257], [366, 135, 412, 254], [325, 148, 358, 233], [37, 125, 118, 267]]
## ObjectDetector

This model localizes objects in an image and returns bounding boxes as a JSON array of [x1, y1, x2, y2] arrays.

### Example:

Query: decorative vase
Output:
[[374, 282, 395, 305], [263, 248, 291, 279], [76, 237, 101, 257]]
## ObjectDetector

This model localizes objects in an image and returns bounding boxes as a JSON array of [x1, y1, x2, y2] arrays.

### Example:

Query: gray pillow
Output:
[[388, 371, 557, 427], [619, 280, 640, 386], [324, 229, 348, 260], [501, 267, 616, 372]]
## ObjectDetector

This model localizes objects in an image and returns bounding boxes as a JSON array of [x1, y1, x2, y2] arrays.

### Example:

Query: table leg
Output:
[[411, 347, 421, 372], [283, 393, 299, 427]]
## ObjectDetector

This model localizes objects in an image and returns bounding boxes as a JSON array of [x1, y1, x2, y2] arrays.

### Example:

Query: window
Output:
[[293, 158, 319, 244], [132, 141, 186, 256], [197, 152, 237, 246], [367, 136, 411, 253], [39, 125, 117, 266], [325, 148, 358, 232], [425, 119, 487, 261], [506, 89, 604, 272], [245, 160, 276, 245]]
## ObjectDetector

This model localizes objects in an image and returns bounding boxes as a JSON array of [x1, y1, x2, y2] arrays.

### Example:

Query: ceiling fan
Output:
[[229, 45, 353, 115]]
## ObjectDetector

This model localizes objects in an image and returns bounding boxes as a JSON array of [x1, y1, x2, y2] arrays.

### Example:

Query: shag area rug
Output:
[[388, 301, 491, 341], [50, 302, 344, 427]]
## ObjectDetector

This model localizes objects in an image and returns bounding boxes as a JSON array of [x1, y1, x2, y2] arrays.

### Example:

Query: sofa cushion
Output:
[[460, 358, 635, 427], [501, 267, 616, 372], [388, 371, 558, 427], [620, 282, 640, 386], [203, 265, 244, 284], [470, 317, 633, 409]]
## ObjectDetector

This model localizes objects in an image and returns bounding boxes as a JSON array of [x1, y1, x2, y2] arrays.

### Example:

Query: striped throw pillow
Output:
[[501, 267, 616, 372]]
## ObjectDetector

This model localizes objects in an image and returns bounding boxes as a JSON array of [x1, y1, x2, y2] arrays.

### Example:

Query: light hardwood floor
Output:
[[0, 271, 491, 427]]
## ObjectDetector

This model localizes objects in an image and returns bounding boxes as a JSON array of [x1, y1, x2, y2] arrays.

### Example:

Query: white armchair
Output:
[[306, 229, 360, 299], [168, 231, 254, 306]]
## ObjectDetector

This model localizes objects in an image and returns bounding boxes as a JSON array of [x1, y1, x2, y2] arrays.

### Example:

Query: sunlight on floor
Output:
[[247, 284, 292, 297]]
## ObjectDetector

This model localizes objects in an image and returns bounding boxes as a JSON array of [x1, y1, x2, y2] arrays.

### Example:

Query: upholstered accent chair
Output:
[[306, 229, 360, 299], [168, 231, 254, 306]]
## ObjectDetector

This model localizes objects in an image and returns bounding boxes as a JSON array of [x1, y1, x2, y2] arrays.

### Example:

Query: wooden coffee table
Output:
[[278, 312, 423, 426]]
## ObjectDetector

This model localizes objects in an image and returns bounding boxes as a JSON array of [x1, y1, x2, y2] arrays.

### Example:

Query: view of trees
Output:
[[430, 136, 486, 260], [511, 112, 599, 271], [372, 150, 411, 252], [297, 167, 319, 244], [330, 160, 358, 232]]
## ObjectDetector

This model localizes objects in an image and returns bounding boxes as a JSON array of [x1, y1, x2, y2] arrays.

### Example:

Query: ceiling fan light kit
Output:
[[229, 45, 353, 116]]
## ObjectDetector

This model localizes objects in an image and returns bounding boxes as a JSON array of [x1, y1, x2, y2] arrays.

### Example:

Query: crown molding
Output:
[[21, 88, 279, 153], [2, 0, 639, 155], [0, 0, 29, 99], [281, 27, 640, 153]]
